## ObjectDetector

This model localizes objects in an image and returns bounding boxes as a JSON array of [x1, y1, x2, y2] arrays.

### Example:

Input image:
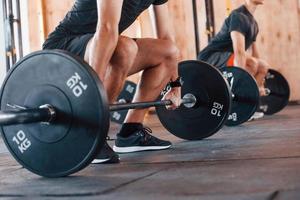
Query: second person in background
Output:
[[198, 0, 269, 119]]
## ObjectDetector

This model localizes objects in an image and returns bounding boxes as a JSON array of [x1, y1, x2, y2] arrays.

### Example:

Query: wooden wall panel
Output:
[[167, 1, 196, 60], [28, 0, 74, 51], [28, 0, 45, 51]]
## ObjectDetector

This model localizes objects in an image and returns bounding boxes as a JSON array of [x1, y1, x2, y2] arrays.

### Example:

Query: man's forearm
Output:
[[234, 52, 247, 69], [89, 30, 119, 81]]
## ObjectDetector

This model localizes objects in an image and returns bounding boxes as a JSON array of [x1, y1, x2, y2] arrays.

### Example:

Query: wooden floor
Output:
[[0, 106, 300, 199]]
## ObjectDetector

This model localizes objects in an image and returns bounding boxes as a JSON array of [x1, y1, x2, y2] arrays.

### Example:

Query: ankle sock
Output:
[[118, 123, 143, 138]]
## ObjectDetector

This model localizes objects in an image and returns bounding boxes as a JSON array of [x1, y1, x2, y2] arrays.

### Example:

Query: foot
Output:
[[113, 127, 172, 153], [248, 112, 264, 121], [91, 141, 120, 164]]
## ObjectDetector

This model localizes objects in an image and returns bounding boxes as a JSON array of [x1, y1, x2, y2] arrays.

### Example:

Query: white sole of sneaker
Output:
[[91, 158, 111, 164], [248, 112, 264, 122], [113, 145, 171, 153]]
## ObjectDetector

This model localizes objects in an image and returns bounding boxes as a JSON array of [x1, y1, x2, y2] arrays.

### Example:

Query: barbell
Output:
[[112, 63, 289, 127], [0, 50, 231, 177], [221, 66, 290, 126], [0, 50, 289, 177], [113, 65, 263, 127]]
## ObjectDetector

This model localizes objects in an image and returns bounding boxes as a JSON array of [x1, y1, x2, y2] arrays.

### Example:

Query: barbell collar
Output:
[[0, 104, 56, 126]]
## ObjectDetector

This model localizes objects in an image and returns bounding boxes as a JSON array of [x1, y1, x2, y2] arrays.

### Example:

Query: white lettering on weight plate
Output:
[[222, 71, 234, 90], [12, 130, 31, 154], [260, 105, 268, 112], [228, 113, 237, 121], [211, 102, 224, 117], [66, 72, 88, 97], [125, 84, 135, 94], [112, 112, 121, 121]]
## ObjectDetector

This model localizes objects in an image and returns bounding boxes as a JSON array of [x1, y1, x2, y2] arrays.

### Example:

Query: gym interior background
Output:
[[1, 0, 300, 199], [2, 0, 300, 102]]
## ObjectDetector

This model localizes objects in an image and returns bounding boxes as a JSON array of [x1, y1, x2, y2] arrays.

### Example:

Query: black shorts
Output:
[[43, 32, 94, 59], [198, 51, 232, 69]]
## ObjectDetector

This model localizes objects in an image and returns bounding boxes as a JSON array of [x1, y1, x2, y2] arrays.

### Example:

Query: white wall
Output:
[[0, 1, 29, 86], [20, 0, 29, 55], [0, 2, 6, 85]]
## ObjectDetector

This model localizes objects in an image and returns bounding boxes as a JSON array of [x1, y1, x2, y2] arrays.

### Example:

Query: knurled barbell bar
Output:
[[0, 94, 197, 125]]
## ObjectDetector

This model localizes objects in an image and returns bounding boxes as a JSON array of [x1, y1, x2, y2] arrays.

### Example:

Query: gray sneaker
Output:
[[113, 127, 172, 153], [92, 141, 120, 164]]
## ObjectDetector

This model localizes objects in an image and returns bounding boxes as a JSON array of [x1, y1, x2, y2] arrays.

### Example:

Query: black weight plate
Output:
[[156, 60, 231, 140], [110, 81, 136, 124], [260, 69, 290, 115], [0, 50, 109, 177], [221, 67, 259, 126]]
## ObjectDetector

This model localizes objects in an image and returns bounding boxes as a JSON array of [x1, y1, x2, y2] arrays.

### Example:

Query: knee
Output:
[[257, 59, 269, 75], [161, 40, 180, 61], [160, 40, 180, 75], [111, 37, 138, 73]]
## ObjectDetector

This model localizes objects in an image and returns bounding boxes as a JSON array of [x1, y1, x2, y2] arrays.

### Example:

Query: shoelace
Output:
[[140, 127, 153, 143], [142, 127, 152, 134]]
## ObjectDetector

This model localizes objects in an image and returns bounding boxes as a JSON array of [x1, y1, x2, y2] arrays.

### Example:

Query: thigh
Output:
[[127, 38, 176, 76]]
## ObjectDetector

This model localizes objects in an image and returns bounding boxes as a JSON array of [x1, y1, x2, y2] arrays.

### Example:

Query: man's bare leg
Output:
[[245, 56, 268, 96], [124, 38, 179, 124], [113, 38, 179, 153], [84, 36, 138, 163], [103, 37, 138, 102], [245, 56, 258, 77], [244, 56, 265, 121], [85, 36, 138, 103], [255, 58, 269, 95]]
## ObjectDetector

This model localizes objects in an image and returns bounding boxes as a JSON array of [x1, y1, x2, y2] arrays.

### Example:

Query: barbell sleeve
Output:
[[110, 93, 197, 112], [0, 104, 56, 126]]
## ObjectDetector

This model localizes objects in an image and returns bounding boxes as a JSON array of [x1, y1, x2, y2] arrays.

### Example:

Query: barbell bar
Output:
[[0, 104, 55, 125], [0, 94, 197, 126]]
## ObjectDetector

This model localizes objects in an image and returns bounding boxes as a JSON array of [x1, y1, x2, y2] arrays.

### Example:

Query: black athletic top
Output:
[[54, 0, 167, 34], [198, 5, 259, 68]]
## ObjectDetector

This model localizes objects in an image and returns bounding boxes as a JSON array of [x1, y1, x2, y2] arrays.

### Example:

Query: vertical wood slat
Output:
[[40, 0, 47, 40], [28, 0, 44, 51], [167, 1, 196, 60]]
